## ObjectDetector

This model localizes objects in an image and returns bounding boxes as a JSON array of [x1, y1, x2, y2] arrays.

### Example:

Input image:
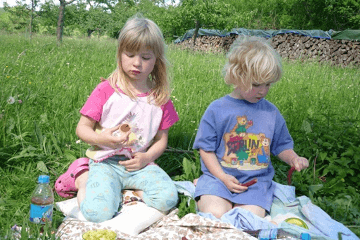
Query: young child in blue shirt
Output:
[[193, 36, 309, 219]]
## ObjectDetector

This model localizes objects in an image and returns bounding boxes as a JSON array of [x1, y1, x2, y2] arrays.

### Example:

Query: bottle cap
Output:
[[301, 233, 311, 240], [38, 175, 50, 183]]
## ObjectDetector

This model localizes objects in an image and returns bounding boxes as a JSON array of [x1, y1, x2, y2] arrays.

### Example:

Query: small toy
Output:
[[285, 217, 309, 229], [242, 178, 257, 187], [113, 123, 137, 144]]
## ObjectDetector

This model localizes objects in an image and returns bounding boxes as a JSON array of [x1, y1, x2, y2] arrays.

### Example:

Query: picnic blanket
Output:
[[56, 208, 255, 240], [55, 188, 255, 239], [176, 181, 359, 240], [55, 181, 359, 240]]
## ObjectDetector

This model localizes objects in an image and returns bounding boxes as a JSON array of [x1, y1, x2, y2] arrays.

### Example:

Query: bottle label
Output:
[[29, 203, 53, 224]]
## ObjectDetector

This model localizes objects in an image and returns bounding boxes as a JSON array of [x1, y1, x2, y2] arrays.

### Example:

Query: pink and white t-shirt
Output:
[[80, 80, 179, 162]]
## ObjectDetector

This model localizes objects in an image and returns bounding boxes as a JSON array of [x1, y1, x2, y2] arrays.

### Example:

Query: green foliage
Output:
[[287, 0, 360, 30], [2, 2, 31, 32], [36, 1, 58, 35], [0, 10, 14, 31], [173, 154, 201, 218], [177, 195, 197, 219], [173, 154, 201, 183], [289, 116, 360, 226], [2, 0, 360, 40]]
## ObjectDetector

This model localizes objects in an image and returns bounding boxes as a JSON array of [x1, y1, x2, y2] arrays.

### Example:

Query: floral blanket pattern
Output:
[[56, 209, 255, 240]]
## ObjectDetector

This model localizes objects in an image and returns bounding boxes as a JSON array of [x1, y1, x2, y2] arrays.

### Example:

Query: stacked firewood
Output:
[[176, 33, 360, 67]]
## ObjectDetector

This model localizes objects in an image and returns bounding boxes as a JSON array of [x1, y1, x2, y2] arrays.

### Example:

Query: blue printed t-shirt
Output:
[[193, 95, 293, 211]]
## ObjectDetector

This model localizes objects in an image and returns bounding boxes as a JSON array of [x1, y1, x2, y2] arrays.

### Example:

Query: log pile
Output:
[[176, 33, 360, 67]]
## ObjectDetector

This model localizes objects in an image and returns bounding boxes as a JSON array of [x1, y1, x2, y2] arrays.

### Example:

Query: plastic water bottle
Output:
[[29, 175, 54, 224], [245, 228, 311, 240]]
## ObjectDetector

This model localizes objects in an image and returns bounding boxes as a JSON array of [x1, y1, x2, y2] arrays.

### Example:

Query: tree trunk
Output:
[[56, 0, 65, 43], [87, 29, 94, 38], [30, 0, 34, 40], [193, 19, 200, 47]]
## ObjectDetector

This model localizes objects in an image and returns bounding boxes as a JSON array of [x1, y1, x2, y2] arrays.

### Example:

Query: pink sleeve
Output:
[[79, 81, 114, 122], [159, 99, 179, 130]]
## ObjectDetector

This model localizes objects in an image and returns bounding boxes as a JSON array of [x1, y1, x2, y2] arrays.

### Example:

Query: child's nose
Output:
[[258, 86, 268, 94], [133, 56, 142, 66]]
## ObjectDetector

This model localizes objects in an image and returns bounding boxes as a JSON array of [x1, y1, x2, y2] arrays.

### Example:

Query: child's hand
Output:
[[118, 152, 151, 172], [292, 156, 309, 172], [221, 174, 248, 193], [99, 126, 131, 149]]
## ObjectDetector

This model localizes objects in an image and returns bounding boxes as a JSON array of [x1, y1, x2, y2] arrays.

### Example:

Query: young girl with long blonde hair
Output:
[[55, 15, 179, 223]]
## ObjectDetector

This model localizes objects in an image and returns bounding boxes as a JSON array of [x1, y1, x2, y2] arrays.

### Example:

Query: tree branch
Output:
[[65, 0, 76, 6]]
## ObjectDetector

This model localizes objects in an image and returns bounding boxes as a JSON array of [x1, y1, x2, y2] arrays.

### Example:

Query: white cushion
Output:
[[55, 190, 166, 236]]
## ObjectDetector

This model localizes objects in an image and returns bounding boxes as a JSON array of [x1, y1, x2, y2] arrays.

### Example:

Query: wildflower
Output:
[[7, 76, 10, 78], [76, 140, 81, 144], [7, 96, 15, 104], [29, 82, 32, 84], [18, 100, 22, 104]]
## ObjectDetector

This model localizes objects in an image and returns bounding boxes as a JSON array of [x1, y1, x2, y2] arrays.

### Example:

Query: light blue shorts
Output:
[[80, 156, 178, 223]]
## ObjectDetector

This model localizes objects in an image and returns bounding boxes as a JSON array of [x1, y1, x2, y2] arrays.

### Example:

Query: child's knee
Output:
[[160, 185, 178, 210], [80, 201, 117, 223], [197, 195, 232, 219], [145, 183, 178, 211], [209, 208, 227, 219], [234, 204, 265, 218]]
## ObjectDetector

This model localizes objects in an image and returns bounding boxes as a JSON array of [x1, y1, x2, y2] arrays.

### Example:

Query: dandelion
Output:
[[29, 82, 32, 84], [6, 76, 10, 78], [7, 96, 15, 104]]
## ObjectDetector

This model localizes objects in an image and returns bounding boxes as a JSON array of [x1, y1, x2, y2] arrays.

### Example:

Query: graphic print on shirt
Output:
[[221, 115, 270, 170], [111, 112, 144, 148], [86, 111, 144, 161]]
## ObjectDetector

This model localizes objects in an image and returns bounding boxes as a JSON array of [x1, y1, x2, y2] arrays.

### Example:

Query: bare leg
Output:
[[133, 190, 143, 199], [75, 171, 89, 206], [233, 204, 266, 218], [197, 195, 232, 219]]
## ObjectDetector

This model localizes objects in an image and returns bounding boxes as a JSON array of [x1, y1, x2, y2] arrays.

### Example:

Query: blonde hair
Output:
[[108, 15, 170, 106], [223, 36, 282, 92]]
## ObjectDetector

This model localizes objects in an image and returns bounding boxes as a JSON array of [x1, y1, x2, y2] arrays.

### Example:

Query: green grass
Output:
[[0, 33, 359, 238]]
